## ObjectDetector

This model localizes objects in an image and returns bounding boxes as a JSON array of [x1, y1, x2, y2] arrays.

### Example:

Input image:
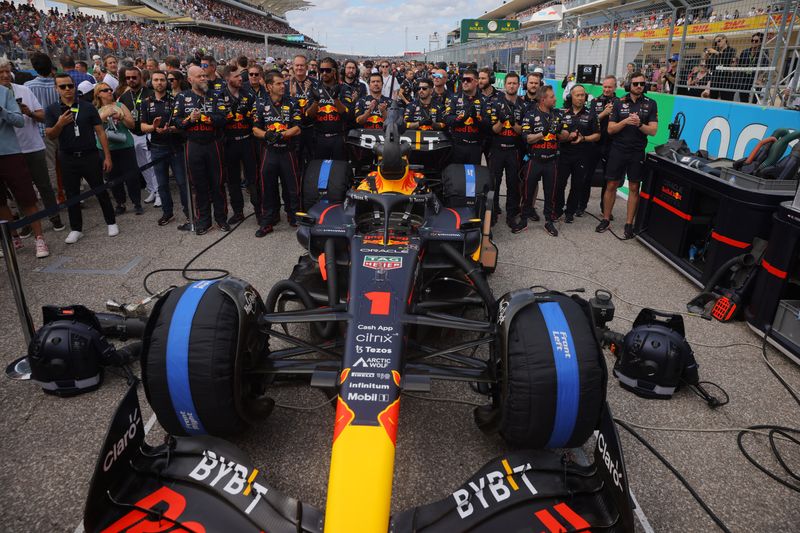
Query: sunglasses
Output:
[[461, 77, 475, 83], [418, 86, 431, 91], [318, 67, 332, 73], [752, 39, 760, 43], [125, 76, 139, 80], [248, 72, 261, 77], [380, 64, 389, 68], [58, 83, 75, 89], [631, 81, 646, 87], [201, 63, 210, 68], [98, 88, 113, 93], [167, 78, 176, 82], [432, 73, 443, 78]]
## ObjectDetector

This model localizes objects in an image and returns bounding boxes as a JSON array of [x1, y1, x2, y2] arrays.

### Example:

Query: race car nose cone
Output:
[[6, 356, 32, 380]]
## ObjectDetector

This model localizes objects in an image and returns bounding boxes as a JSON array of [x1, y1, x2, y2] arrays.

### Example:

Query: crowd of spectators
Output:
[[0, 2, 311, 64], [159, 0, 308, 37]]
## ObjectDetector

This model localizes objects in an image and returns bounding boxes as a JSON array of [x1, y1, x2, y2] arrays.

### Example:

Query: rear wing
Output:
[[346, 128, 453, 153]]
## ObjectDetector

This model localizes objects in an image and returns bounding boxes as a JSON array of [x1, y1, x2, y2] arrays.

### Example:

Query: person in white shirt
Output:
[[0, 59, 63, 233]]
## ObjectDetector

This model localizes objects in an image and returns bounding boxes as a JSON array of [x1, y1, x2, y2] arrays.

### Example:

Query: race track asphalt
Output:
[[1, 184, 798, 532]]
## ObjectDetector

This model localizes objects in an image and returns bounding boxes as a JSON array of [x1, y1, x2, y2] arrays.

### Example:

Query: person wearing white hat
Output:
[[77, 80, 95, 98]]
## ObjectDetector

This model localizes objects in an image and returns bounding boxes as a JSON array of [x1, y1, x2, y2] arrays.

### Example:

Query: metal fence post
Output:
[[665, 8, 677, 66], [0, 221, 36, 346], [673, 5, 690, 95]]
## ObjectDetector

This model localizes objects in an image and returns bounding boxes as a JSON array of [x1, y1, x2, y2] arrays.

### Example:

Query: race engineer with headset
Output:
[[518, 85, 569, 236], [487, 71, 525, 226], [595, 71, 658, 239], [252, 70, 302, 238], [444, 68, 490, 165], [403, 78, 445, 131], [172, 64, 230, 235], [557, 84, 600, 225], [306, 57, 351, 161]]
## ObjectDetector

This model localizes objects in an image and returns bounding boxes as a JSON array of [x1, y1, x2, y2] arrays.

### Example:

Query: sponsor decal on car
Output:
[[363, 255, 403, 270]]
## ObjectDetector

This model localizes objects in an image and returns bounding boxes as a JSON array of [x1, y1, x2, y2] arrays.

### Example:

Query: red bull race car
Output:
[[81, 122, 636, 532]]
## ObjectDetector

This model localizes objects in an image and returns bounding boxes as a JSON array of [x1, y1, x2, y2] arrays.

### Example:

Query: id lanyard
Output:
[[131, 89, 143, 121], [71, 103, 80, 137]]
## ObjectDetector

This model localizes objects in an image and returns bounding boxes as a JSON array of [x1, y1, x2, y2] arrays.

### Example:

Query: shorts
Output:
[[0, 153, 37, 206], [605, 147, 645, 183]]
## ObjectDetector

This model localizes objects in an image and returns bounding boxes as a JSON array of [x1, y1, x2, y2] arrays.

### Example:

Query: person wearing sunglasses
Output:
[[487, 71, 525, 227], [378, 61, 400, 100], [220, 64, 259, 225], [704, 34, 736, 101], [430, 69, 452, 106], [45, 72, 118, 244], [737, 32, 768, 102], [307, 57, 351, 161], [403, 78, 444, 132], [201, 55, 226, 93], [141, 70, 189, 228], [247, 65, 268, 104], [118, 67, 159, 207], [167, 70, 189, 95], [172, 65, 230, 235], [286, 54, 319, 169], [443, 68, 490, 165], [596, 72, 657, 239]]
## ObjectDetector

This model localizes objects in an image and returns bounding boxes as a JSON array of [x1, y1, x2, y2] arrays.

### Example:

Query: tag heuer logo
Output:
[[363, 255, 403, 270]]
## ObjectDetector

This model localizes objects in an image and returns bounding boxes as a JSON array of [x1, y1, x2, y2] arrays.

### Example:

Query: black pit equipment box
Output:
[[746, 200, 800, 366], [635, 153, 798, 287]]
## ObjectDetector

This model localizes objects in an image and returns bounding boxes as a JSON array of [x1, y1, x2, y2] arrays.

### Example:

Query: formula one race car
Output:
[[81, 122, 636, 532]]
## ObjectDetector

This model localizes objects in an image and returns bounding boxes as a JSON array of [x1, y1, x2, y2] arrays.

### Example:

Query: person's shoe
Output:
[[255, 225, 274, 238], [108, 223, 120, 237], [177, 219, 192, 231], [565, 213, 574, 224], [529, 209, 540, 222], [134, 205, 144, 215], [65, 230, 83, 244], [574, 209, 585, 218], [153, 194, 162, 207], [217, 221, 231, 232], [12, 235, 23, 249], [544, 221, 559, 237], [511, 219, 528, 234], [18, 226, 32, 239], [595, 219, 610, 233], [35, 237, 49, 258], [50, 216, 65, 231], [115, 204, 127, 215], [158, 214, 175, 226], [227, 212, 245, 225], [143, 191, 157, 204], [623, 223, 635, 240], [195, 224, 211, 235]]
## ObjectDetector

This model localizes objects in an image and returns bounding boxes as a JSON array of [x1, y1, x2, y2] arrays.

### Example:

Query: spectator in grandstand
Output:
[[705, 34, 737, 101], [95, 81, 142, 215], [688, 63, 711, 98], [737, 33, 769, 102], [622, 63, 635, 91]]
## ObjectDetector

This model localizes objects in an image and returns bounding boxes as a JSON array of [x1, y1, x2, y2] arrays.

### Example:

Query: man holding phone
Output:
[[45, 72, 118, 244]]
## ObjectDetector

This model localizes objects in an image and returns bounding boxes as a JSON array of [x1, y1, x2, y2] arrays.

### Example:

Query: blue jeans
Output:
[[151, 143, 188, 218]]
